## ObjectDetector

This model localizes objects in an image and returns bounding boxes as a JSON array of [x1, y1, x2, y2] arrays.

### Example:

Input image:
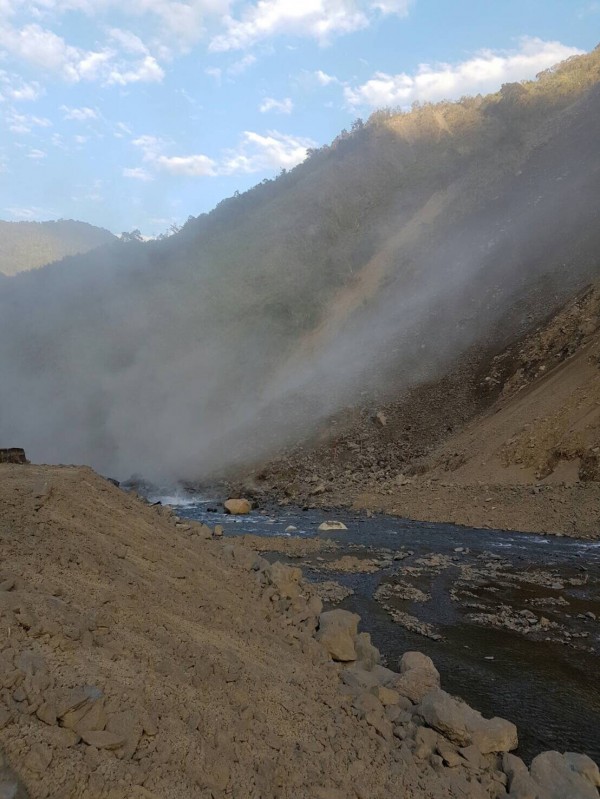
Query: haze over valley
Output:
[[1, 48, 600, 484]]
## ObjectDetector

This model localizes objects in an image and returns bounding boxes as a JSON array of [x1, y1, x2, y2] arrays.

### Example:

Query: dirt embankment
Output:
[[2, 464, 598, 798], [248, 285, 600, 538]]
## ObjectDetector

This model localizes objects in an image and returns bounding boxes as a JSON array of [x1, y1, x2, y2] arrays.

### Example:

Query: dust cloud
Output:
[[0, 103, 599, 483]]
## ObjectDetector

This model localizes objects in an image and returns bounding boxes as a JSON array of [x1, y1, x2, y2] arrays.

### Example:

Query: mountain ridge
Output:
[[0, 219, 116, 276]]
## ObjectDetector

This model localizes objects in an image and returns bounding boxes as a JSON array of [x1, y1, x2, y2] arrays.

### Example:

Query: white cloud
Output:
[[205, 66, 222, 83], [123, 166, 154, 181], [9, 82, 43, 101], [370, 0, 411, 13], [227, 53, 256, 75], [108, 28, 150, 56], [314, 69, 339, 85], [221, 129, 316, 174], [27, 148, 47, 159], [259, 96, 293, 113], [60, 104, 98, 121], [206, 54, 256, 81], [114, 121, 132, 138], [128, 127, 313, 179], [0, 72, 44, 102], [210, 0, 410, 51], [15, 0, 228, 50], [106, 54, 164, 85], [6, 110, 52, 133], [155, 153, 216, 176], [5, 205, 56, 220], [50, 132, 66, 148], [345, 37, 584, 108], [0, 22, 164, 85], [132, 134, 168, 161], [130, 134, 215, 176], [0, 24, 92, 79]]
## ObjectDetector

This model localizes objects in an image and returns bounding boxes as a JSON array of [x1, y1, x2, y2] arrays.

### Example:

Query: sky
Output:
[[0, 0, 598, 236]]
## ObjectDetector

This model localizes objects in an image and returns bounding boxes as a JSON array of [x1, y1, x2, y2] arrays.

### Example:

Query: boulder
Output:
[[414, 726, 439, 759], [340, 665, 381, 691], [318, 521, 348, 531], [224, 498, 251, 515], [371, 686, 401, 706], [352, 693, 392, 739], [195, 523, 213, 540], [564, 753, 600, 788], [354, 632, 380, 671], [262, 561, 303, 600], [419, 689, 518, 754], [316, 609, 360, 662], [530, 751, 600, 799], [400, 651, 438, 675], [392, 652, 440, 703], [502, 753, 539, 798], [437, 739, 464, 768], [352, 692, 385, 718]]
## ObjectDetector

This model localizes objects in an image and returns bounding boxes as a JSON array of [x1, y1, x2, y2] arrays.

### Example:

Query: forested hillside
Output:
[[0, 47, 599, 480], [0, 219, 116, 276]]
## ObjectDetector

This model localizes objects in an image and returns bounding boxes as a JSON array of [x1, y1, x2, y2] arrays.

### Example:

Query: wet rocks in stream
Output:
[[365, 544, 600, 653], [312, 580, 355, 604]]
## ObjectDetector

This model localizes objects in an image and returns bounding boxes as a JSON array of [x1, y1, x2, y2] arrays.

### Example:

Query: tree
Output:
[[120, 229, 143, 242]]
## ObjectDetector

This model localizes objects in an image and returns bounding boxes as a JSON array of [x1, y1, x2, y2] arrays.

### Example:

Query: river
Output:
[[167, 496, 600, 764]]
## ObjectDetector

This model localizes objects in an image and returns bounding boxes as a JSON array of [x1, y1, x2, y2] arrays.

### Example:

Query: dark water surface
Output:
[[172, 497, 600, 764]]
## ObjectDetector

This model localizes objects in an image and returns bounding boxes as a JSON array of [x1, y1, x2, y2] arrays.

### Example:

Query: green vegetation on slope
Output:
[[0, 219, 116, 276]]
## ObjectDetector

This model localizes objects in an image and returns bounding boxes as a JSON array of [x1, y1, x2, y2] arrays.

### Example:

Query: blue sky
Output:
[[0, 0, 598, 236]]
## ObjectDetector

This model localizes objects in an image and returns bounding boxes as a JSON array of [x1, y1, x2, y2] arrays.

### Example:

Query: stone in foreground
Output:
[[529, 751, 600, 799], [393, 650, 440, 703], [316, 609, 360, 661], [419, 689, 518, 753]]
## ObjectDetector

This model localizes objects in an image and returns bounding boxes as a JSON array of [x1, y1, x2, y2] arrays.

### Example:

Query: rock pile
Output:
[[252, 550, 600, 798]]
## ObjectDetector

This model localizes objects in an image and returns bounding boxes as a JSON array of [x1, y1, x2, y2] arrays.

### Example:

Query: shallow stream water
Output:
[[170, 497, 600, 764]]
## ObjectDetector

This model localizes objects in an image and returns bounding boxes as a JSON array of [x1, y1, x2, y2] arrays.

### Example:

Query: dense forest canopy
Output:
[[0, 219, 116, 276]]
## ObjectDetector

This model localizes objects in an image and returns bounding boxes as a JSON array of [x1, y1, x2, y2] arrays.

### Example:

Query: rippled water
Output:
[[172, 498, 600, 763]]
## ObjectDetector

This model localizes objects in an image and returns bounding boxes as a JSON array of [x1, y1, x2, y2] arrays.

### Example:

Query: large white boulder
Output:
[[419, 689, 518, 754]]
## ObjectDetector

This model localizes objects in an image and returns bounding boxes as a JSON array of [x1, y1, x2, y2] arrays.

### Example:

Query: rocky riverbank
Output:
[[229, 284, 600, 540], [1, 464, 599, 798]]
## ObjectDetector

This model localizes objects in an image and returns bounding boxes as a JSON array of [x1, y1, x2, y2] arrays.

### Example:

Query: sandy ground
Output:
[[342, 482, 600, 538], [0, 463, 539, 799]]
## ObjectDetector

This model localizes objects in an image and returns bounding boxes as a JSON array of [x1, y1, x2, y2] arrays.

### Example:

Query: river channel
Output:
[[168, 497, 600, 764]]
